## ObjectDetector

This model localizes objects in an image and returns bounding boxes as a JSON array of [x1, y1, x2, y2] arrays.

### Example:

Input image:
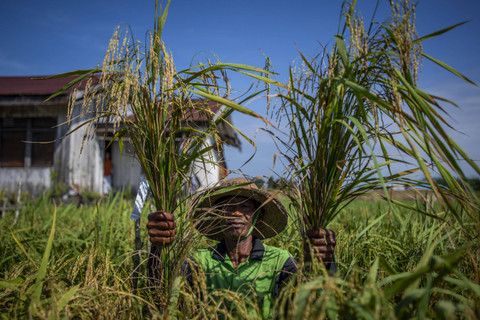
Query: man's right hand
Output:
[[147, 211, 176, 246]]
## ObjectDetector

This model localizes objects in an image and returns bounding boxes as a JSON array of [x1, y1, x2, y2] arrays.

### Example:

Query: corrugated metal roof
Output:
[[0, 76, 85, 95], [0, 76, 241, 148], [122, 99, 241, 148], [125, 99, 222, 122]]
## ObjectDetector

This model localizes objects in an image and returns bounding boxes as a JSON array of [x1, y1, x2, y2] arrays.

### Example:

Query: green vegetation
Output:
[[275, 0, 478, 241], [433, 177, 480, 191], [0, 195, 478, 319], [45, 0, 274, 311], [4, 0, 477, 318]]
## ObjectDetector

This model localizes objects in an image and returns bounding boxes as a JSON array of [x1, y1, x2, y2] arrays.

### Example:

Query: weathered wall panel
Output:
[[0, 167, 51, 196], [191, 135, 221, 192], [111, 141, 142, 193]]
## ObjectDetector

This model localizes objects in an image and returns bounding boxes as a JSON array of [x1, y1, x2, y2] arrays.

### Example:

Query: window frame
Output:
[[0, 117, 57, 168]]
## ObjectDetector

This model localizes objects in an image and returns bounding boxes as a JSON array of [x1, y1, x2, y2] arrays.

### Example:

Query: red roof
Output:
[[111, 99, 241, 148], [126, 99, 223, 122], [183, 99, 223, 122], [0, 76, 89, 96]]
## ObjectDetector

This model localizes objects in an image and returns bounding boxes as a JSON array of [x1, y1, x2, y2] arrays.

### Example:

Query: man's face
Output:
[[217, 196, 258, 240]]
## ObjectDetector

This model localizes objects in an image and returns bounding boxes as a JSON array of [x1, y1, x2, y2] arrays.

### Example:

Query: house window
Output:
[[0, 117, 57, 167]]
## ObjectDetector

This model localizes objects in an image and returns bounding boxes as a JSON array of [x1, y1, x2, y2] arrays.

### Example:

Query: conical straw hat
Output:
[[193, 178, 288, 240]]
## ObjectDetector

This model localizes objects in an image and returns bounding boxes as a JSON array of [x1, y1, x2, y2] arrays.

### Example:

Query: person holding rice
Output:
[[146, 178, 336, 318]]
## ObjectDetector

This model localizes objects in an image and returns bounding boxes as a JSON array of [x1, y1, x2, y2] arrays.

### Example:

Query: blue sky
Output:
[[1, 0, 479, 179]]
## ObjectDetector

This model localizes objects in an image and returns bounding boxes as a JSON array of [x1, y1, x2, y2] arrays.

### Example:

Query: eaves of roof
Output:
[[0, 75, 92, 96]]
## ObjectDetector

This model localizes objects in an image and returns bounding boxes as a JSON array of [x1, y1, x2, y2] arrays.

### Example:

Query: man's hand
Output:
[[147, 211, 176, 246], [305, 229, 336, 266]]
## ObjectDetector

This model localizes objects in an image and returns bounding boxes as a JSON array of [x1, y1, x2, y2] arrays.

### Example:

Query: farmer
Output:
[[103, 151, 113, 195], [146, 178, 336, 318]]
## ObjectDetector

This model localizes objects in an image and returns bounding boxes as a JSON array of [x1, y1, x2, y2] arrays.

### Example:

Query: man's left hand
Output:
[[305, 229, 336, 266]]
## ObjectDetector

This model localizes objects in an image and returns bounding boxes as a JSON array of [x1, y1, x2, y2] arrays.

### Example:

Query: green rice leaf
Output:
[[168, 276, 181, 317], [237, 70, 288, 89], [31, 204, 57, 305], [422, 53, 477, 86], [366, 258, 379, 285], [335, 34, 351, 71], [379, 255, 398, 276], [54, 285, 80, 315], [190, 89, 269, 124], [42, 69, 101, 102], [0, 277, 23, 291], [9, 228, 37, 268], [414, 21, 469, 44]]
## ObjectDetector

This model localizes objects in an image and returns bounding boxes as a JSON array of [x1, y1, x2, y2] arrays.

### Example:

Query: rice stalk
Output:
[[276, 0, 479, 256], [41, 0, 280, 316]]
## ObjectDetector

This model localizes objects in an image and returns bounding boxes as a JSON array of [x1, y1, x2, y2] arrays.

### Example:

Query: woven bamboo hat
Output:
[[193, 178, 288, 241]]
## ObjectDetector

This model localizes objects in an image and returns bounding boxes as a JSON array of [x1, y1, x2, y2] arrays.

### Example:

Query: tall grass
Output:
[[1, 195, 478, 319], [16, 0, 479, 318], [0, 194, 139, 318]]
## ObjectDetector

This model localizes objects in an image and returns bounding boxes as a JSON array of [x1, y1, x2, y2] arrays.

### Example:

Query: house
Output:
[[0, 76, 241, 197]]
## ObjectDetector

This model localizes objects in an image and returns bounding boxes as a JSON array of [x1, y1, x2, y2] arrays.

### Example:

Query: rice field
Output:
[[0, 192, 478, 319], [2, 1, 479, 318]]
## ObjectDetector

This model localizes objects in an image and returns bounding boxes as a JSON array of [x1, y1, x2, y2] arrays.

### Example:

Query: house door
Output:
[[103, 146, 113, 195]]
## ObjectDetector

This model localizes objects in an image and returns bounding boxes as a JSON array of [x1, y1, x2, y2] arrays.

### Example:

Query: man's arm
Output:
[[274, 257, 298, 298], [147, 244, 162, 287]]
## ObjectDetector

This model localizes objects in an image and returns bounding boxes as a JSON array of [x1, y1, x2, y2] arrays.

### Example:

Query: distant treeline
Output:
[[433, 177, 480, 191], [254, 177, 480, 191]]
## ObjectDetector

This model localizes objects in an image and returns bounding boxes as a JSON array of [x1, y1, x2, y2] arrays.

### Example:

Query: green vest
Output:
[[192, 239, 291, 319]]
